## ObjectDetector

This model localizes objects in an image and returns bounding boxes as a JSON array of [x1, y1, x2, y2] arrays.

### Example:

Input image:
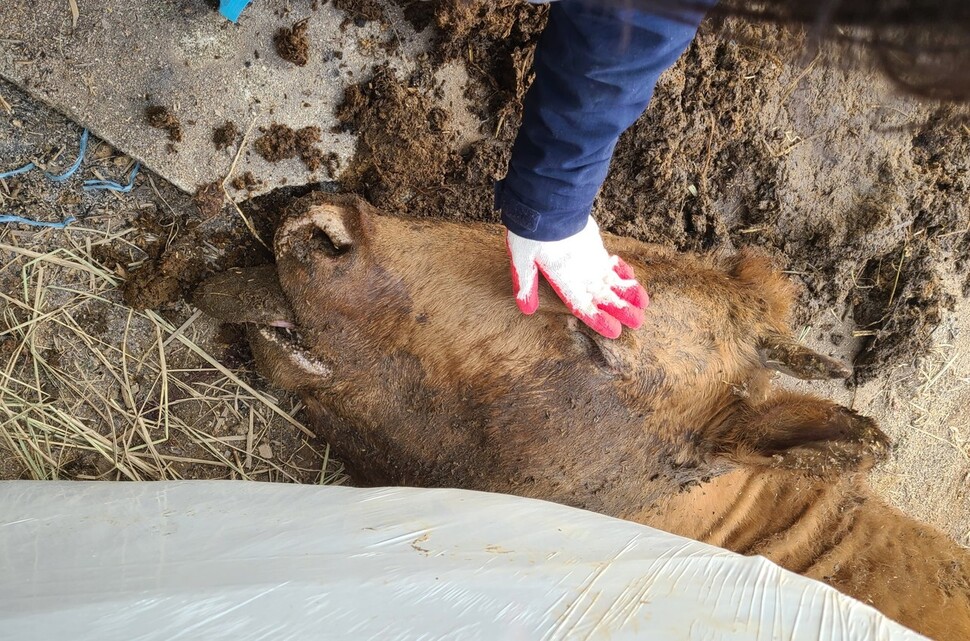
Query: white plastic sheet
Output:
[[0, 481, 926, 640]]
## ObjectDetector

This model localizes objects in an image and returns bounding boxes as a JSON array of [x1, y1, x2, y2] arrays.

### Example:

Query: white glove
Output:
[[506, 217, 649, 339]]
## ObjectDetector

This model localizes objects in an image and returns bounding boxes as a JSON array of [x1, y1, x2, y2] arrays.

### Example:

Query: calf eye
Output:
[[570, 320, 632, 380]]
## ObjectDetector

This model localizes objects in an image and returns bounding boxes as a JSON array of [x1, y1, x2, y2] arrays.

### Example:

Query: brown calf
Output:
[[195, 193, 970, 640]]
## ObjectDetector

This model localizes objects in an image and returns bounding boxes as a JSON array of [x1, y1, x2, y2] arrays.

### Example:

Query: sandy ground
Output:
[[794, 306, 970, 546], [0, 1, 967, 546]]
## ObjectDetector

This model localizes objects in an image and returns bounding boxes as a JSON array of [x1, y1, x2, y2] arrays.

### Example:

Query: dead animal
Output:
[[195, 192, 970, 641]]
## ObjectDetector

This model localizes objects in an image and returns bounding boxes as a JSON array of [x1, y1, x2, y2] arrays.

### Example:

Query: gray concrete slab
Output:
[[0, 0, 434, 198]]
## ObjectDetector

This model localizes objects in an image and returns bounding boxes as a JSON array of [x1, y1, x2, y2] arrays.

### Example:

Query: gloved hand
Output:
[[506, 217, 649, 339]]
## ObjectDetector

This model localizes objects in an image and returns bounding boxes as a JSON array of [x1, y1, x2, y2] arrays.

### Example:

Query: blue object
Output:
[[84, 162, 141, 193], [495, 0, 715, 241], [44, 128, 88, 182], [0, 162, 37, 180], [0, 128, 88, 183], [0, 214, 76, 229], [220, 0, 253, 22]]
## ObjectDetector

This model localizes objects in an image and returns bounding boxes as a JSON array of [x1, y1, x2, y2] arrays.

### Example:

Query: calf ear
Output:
[[710, 391, 890, 473]]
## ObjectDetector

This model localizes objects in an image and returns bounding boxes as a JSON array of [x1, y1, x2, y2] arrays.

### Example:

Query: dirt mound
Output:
[[212, 120, 240, 151], [193, 180, 226, 220], [145, 105, 183, 142], [231, 171, 262, 192], [274, 19, 311, 67], [399, 0, 547, 124], [335, 64, 462, 213], [254, 124, 328, 174]]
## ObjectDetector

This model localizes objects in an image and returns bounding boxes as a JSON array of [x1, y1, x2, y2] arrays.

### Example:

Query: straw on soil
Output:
[[0, 224, 344, 484]]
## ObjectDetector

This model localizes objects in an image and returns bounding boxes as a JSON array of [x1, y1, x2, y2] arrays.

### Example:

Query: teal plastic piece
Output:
[[219, 0, 253, 22]]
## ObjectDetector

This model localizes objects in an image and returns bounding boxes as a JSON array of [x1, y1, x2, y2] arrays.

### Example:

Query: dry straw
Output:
[[1, 221, 344, 485]]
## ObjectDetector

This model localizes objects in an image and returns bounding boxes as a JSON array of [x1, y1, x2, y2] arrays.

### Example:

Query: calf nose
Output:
[[275, 197, 359, 264]]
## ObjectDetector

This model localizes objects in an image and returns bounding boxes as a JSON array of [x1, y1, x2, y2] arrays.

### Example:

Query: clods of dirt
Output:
[[274, 19, 311, 67], [122, 188, 303, 310], [404, 0, 547, 122], [193, 180, 225, 219], [145, 105, 183, 142], [335, 65, 465, 213], [254, 124, 328, 174], [212, 120, 240, 151], [231, 171, 262, 192], [851, 244, 956, 382]]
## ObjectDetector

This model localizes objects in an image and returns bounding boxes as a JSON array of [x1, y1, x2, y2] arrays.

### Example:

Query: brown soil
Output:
[[122, 187, 301, 310], [411, 0, 547, 123], [274, 19, 311, 67], [212, 120, 240, 151], [333, 0, 386, 24], [335, 65, 465, 213], [231, 171, 262, 192], [145, 105, 183, 142], [193, 180, 226, 219], [254, 123, 328, 174]]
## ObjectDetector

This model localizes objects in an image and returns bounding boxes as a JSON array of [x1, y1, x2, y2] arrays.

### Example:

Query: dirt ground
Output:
[[1, 1, 967, 544]]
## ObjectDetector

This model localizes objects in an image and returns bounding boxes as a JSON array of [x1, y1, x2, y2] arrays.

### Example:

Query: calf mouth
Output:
[[255, 325, 332, 379]]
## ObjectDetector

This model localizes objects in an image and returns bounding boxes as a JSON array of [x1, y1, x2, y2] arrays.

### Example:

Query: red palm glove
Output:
[[506, 217, 649, 339]]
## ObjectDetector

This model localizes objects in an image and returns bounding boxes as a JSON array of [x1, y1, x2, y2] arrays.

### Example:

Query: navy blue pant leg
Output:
[[496, 0, 715, 241]]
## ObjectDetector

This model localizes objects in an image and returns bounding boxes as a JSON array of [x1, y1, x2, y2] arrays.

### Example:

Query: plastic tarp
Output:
[[0, 481, 926, 640]]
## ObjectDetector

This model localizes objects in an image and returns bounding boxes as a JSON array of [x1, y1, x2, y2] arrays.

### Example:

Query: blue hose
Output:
[[44, 128, 88, 182], [0, 215, 76, 229], [0, 128, 88, 182], [83, 162, 141, 193]]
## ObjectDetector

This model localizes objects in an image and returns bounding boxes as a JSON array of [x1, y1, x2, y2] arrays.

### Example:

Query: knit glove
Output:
[[506, 217, 649, 339]]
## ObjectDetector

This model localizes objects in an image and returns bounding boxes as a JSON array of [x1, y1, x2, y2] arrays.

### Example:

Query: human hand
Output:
[[506, 217, 649, 339]]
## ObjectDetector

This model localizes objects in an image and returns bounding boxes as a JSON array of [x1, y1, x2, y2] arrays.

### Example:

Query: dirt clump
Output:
[[274, 19, 311, 67], [401, 0, 547, 124], [328, 1, 545, 220], [231, 171, 262, 192], [122, 222, 268, 311], [193, 181, 225, 219], [212, 120, 240, 151], [319, 152, 341, 179], [408, 0, 546, 66], [145, 105, 183, 142], [335, 65, 468, 213], [254, 124, 328, 174], [122, 187, 308, 310], [296, 132, 325, 172], [851, 243, 954, 381]]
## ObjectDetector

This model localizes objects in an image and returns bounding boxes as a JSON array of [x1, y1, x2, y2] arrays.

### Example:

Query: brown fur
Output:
[[649, 470, 970, 641], [196, 193, 970, 640]]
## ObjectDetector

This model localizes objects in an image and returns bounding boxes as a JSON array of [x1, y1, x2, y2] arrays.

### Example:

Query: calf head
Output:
[[194, 193, 889, 517]]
